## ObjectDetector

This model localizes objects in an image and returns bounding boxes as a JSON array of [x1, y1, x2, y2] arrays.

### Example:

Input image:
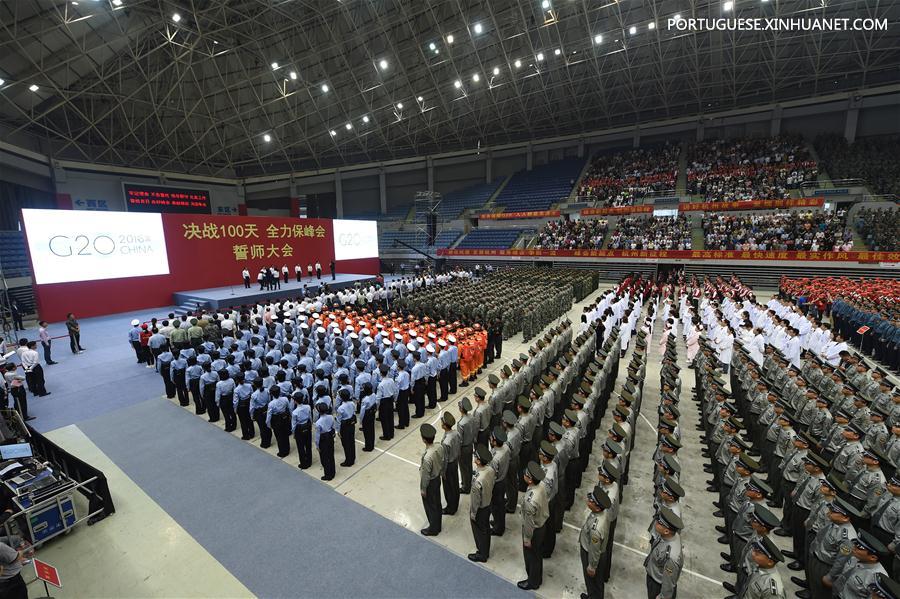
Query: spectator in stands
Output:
[[686, 136, 818, 202], [855, 206, 900, 252], [702, 209, 852, 251], [535, 218, 608, 250], [815, 133, 900, 198], [578, 145, 679, 207], [607, 216, 693, 251]]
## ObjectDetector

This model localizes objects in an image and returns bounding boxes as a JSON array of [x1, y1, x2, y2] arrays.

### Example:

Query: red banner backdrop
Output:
[[438, 247, 900, 263], [580, 205, 653, 216], [679, 197, 825, 212], [34, 214, 379, 321], [479, 210, 561, 220]]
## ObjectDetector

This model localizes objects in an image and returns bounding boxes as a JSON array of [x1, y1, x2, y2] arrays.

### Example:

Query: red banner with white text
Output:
[[679, 197, 825, 212], [580, 205, 653, 217], [479, 210, 561, 220], [438, 247, 900, 263]]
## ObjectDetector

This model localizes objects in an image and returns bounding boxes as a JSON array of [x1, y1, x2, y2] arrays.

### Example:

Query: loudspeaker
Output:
[[427, 213, 437, 245]]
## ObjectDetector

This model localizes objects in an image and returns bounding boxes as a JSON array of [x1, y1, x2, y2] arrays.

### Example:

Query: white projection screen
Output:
[[21, 209, 171, 285], [332, 219, 379, 261]]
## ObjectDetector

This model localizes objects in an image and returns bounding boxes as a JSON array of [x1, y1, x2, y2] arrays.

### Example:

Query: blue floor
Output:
[[19, 309, 521, 598]]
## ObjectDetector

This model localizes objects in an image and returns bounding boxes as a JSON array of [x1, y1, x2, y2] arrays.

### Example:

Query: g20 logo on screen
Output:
[[48, 234, 155, 257], [337, 233, 363, 247]]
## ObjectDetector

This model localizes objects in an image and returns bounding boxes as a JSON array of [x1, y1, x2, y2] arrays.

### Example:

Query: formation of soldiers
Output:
[[681, 278, 900, 599], [398, 267, 597, 342]]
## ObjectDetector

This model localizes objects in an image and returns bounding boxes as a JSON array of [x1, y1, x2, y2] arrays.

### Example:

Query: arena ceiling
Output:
[[1, 0, 898, 178]]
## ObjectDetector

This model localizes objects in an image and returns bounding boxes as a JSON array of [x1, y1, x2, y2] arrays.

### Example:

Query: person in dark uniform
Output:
[[292, 392, 313, 469], [200, 363, 219, 422], [420, 423, 445, 536], [10, 300, 23, 332], [233, 373, 255, 440], [215, 369, 237, 431], [315, 404, 337, 480], [441, 412, 461, 515], [171, 351, 189, 407], [267, 387, 292, 458], [519, 461, 549, 591], [395, 360, 410, 430], [330, 260, 336, 281], [336, 389, 356, 467], [469, 444, 495, 562], [359, 382, 377, 452]]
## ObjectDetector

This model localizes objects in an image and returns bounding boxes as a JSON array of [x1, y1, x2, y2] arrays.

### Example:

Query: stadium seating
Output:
[[702, 209, 852, 252], [378, 229, 460, 252], [434, 179, 504, 219], [607, 216, 692, 250], [0, 231, 31, 277], [493, 158, 584, 212], [854, 206, 900, 251], [577, 145, 679, 207], [815, 133, 900, 197], [534, 218, 608, 249], [454, 228, 526, 249]]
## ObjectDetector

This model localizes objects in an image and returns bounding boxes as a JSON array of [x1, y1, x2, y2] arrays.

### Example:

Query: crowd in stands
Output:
[[855, 206, 900, 252], [576, 145, 679, 207], [534, 218, 608, 249], [686, 135, 818, 202], [815, 133, 900, 198], [607, 215, 692, 250], [702, 209, 853, 251]]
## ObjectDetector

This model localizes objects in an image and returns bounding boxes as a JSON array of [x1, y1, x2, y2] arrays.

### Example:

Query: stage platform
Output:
[[172, 273, 378, 313]]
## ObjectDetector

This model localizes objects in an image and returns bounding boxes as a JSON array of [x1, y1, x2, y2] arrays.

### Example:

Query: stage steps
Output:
[[174, 299, 210, 317]]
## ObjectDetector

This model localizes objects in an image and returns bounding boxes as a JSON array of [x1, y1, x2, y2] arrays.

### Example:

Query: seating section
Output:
[[815, 134, 900, 197], [434, 179, 504, 219], [854, 206, 900, 252], [454, 228, 526, 249], [0, 231, 31, 277], [607, 216, 692, 250], [686, 135, 818, 202], [535, 218, 608, 250], [702, 209, 852, 252], [494, 158, 585, 212], [378, 229, 460, 252], [577, 145, 679, 207], [382, 203, 413, 221]]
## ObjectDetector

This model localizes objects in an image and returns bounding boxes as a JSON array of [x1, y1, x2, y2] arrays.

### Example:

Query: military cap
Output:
[[539, 440, 558, 458], [512, 359, 522, 369], [598, 460, 621, 482], [750, 504, 780, 530], [603, 440, 623, 456], [872, 574, 900, 599], [826, 473, 848, 494], [532, 384, 545, 396], [747, 476, 773, 498], [502, 410, 518, 426], [612, 423, 628, 438], [587, 485, 612, 509], [619, 391, 634, 405], [442, 412, 456, 427], [726, 416, 745, 431], [729, 435, 750, 450], [854, 530, 888, 557], [660, 476, 684, 499], [846, 421, 866, 437], [492, 427, 507, 444], [540, 374, 554, 386], [662, 454, 680, 474], [804, 451, 829, 471], [475, 445, 492, 465], [663, 405, 681, 419], [614, 405, 630, 419], [526, 461, 545, 483], [548, 422, 565, 438], [488, 374, 500, 385], [502, 365, 512, 376], [458, 397, 473, 412], [752, 536, 784, 563], [571, 397, 585, 408], [474, 386, 487, 399], [864, 447, 884, 463], [720, 402, 737, 415], [420, 423, 436, 439], [829, 497, 862, 518], [518, 396, 532, 410], [661, 434, 681, 450], [656, 507, 684, 531], [795, 432, 815, 447], [563, 409, 578, 423]]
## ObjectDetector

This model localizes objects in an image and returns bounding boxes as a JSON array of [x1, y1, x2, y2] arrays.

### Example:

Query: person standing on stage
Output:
[[315, 261, 322, 280], [38, 321, 57, 365], [257, 269, 266, 291], [242, 268, 251, 289], [281, 265, 289, 285], [330, 260, 336, 281], [295, 264, 302, 283], [307, 262, 314, 279], [65, 313, 84, 354], [21, 342, 49, 398], [9, 300, 23, 332]]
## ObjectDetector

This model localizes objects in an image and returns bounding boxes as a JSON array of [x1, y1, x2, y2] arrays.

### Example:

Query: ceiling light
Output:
[[417, 95, 424, 102], [396, 102, 403, 109], [541, 0, 550, 8], [271, 62, 279, 70], [429, 42, 436, 50], [492, 67, 500, 76], [628, 26, 637, 35], [171, 12, 181, 22], [71, 1, 78, 4], [345, 123, 353, 130], [648, 22, 656, 29], [289, 71, 297, 80], [594, 34, 603, 44], [0, 79, 4, 86], [536, 52, 544, 61], [554, 48, 561, 56], [434, 49, 440, 54], [330, 130, 337, 136], [673, 13, 682, 20], [263, 134, 271, 143], [112, 0, 122, 5], [723, 0, 734, 10], [454, 80, 462, 89], [28, 84, 39, 92], [321, 83, 329, 93], [473, 23, 483, 34], [446, 34, 454, 44], [362, 115, 369, 123], [514, 59, 522, 68], [379, 59, 388, 70], [472, 74, 480, 83]]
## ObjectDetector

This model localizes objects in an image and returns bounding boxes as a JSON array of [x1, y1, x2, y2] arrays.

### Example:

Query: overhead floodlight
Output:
[[0, 79, 5, 86], [289, 71, 297, 80], [628, 25, 637, 35], [594, 34, 603, 44], [454, 80, 462, 88], [723, 0, 734, 10], [263, 134, 272, 142], [492, 67, 500, 76], [429, 42, 436, 50], [28, 84, 39, 92], [471, 73, 479, 83], [321, 83, 329, 92], [379, 59, 389, 70], [362, 115, 370, 123], [648, 22, 656, 29], [271, 62, 279, 70], [541, 0, 550, 8], [345, 123, 353, 130], [673, 14, 682, 21], [112, 0, 122, 6], [473, 23, 483, 34], [396, 102, 403, 109], [172, 12, 181, 22], [417, 95, 424, 102], [514, 59, 522, 68], [554, 48, 561, 56], [446, 34, 455, 44], [330, 130, 337, 136], [536, 52, 544, 61]]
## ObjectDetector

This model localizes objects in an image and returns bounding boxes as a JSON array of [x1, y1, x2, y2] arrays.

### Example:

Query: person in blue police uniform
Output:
[[336, 389, 356, 467], [267, 387, 292, 458], [395, 359, 411, 430], [359, 383, 378, 452], [292, 391, 313, 469], [250, 380, 271, 448], [233, 373, 255, 440], [215, 369, 236, 431]]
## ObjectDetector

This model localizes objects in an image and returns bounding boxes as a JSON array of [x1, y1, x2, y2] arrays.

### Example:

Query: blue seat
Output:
[[455, 229, 526, 249]]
